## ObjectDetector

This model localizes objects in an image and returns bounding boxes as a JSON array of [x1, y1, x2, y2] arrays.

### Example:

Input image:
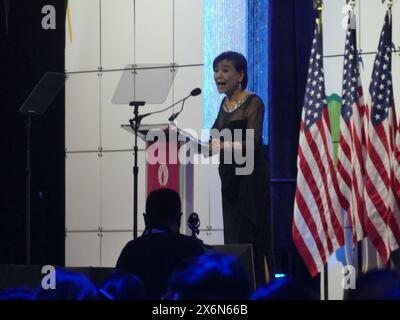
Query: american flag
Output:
[[336, 13, 367, 245], [292, 23, 344, 276], [364, 12, 400, 264]]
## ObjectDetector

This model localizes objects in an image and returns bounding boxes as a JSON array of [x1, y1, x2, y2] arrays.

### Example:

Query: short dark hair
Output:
[[166, 251, 251, 300], [145, 188, 181, 226], [35, 268, 99, 300], [213, 51, 248, 90], [99, 270, 148, 300]]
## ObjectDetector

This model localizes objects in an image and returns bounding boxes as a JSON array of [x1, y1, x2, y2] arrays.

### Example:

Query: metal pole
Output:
[[25, 115, 31, 264], [133, 106, 139, 240], [129, 101, 145, 239]]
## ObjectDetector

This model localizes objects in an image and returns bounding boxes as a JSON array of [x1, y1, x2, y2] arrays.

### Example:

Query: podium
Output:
[[114, 64, 202, 237], [113, 64, 177, 239], [122, 123, 195, 235]]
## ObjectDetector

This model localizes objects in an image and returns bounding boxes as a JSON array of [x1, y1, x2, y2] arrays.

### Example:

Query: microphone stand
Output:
[[137, 88, 201, 123], [139, 94, 192, 122], [127, 89, 200, 239], [128, 101, 145, 240], [25, 114, 32, 264], [128, 98, 186, 240], [168, 99, 185, 122], [18, 72, 66, 265]]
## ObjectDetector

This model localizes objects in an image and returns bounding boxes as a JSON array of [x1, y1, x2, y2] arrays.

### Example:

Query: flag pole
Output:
[[387, 0, 393, 25], [346, 0, 363, 277], [313, 0, 323, 36], [313, 0, 328, 300], [352, 0, 363, 278]]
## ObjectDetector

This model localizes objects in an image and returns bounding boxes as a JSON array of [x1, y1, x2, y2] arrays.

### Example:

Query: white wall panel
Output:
[[135, 69, 175, 126], [101, 151, 147, 231], [100, 70, 174, 150], [174, 0, 204, 64], [323, 57, 343, 96], [192, 164, 210, 231], [65, 0, 100, 72], [327, 249, 347, 300], [393, 4, 400, 53], [359, 54, 374, 100], [323, 0, 347, 56], [135, 0, 174, 64], [65, 72, 101, 151], [100, 71, 137, 150], [207, 162, 224, 229], [66, 153, 101, 230], [198, 229, 224, 245], [65, 0, 210, 270], [101, 232, 134, 267], [359, 0, 387, 53], [393, 54, 400, 122], [101, 0, 135, 70], [173, 66, 204, 131], [65, 232, 100, 267]]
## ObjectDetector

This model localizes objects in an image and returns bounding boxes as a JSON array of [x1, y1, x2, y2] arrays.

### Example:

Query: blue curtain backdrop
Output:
[[268, 0, 319, 287], [247, 0, 268, 145], [203, 0, 248, 130]]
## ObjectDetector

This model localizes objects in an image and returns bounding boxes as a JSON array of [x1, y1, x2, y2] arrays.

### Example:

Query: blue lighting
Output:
[[203, 0, 248, 129], [247, 0, 269, 144], [274, 273, 287, 279], [204, 0, 269, 144]]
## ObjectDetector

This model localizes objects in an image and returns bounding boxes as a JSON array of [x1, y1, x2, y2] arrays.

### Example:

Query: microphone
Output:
[[136, 88, 202, 122], [190, 88, 202, 96], [169, 88, 202, 121]]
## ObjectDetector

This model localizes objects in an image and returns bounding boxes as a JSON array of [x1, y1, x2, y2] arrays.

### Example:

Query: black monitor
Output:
[[211, 244, 256, 292]]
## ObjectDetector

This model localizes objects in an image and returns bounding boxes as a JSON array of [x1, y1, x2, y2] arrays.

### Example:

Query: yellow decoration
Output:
[[67, 2, 73, 43]]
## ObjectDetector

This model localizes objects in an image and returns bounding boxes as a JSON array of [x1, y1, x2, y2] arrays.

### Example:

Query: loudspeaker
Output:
[[211, 244, 256, 291]]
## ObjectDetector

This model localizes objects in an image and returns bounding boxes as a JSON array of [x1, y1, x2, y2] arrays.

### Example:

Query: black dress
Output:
[[211, 93, 273, 286]]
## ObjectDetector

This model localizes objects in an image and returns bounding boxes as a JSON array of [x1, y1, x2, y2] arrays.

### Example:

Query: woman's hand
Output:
[[209, 139, 223, 153]]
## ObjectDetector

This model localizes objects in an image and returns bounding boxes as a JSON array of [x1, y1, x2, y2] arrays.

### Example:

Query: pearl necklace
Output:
[[223, 93, 252, 113]]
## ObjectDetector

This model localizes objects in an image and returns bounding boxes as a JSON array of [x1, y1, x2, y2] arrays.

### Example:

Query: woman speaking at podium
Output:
[[209, 51, 273, 287]]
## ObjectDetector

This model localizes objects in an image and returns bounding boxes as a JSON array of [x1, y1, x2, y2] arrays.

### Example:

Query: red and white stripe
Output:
[[364, 101, 400, 264], [293, 109, 345, 276], [337, 81, 367, 245]]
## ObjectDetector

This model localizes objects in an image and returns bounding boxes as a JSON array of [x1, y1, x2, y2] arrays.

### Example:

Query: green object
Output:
[[327, 94, 342, 163]]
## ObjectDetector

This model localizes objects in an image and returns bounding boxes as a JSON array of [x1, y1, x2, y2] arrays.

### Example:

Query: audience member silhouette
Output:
[[98, 270, 148, 300], [164, 251, 251, 300], [344, 269, 400, 300], [251, 277, 317, 300], [0, 287, 35, 300], [116, 188, 208, 299], [34, 268, 99, 300]]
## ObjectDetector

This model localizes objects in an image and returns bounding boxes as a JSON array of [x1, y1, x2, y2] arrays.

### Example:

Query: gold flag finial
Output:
[[347, 0, 356, 9], [383, 0, 394, 10], [314, 0, 323, 35], [67, 1, 73, 43], [313, 0, 323, 11]]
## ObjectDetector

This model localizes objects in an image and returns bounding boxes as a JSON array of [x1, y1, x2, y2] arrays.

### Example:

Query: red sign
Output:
[[146, 141, 180, 195]]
